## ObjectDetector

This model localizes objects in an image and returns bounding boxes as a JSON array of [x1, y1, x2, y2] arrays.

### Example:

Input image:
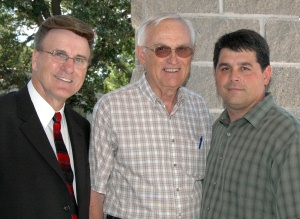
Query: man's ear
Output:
[[263, 65, 272, 86], [137, 45, 146, 66], [32, 50, 39, 71]]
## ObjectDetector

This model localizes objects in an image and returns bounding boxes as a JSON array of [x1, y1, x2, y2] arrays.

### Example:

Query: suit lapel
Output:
[[16, 87, 66, 182]]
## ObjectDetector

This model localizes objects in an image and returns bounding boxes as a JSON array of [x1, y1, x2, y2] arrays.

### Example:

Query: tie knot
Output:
[[53, 112, 62, 123]]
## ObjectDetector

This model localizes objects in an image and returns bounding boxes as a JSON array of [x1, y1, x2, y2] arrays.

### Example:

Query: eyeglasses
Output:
[[143, 46, 194, 58], [38, 50, 89, 69]]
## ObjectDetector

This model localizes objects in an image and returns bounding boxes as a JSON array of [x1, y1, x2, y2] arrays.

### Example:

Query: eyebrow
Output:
[[216, 63, 230, 68], [152, 43, 192, 48], [238, 62, 253, 67], [217, 62, 253, 68], [53, 49, 88, 59]]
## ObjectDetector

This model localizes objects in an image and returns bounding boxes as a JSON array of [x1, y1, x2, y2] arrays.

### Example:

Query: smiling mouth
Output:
[[164, 68, 180, 72], [54, 75, 73, 83]]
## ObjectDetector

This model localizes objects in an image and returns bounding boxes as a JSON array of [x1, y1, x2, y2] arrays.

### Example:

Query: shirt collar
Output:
[[243, 93, 274, 128], [218, 93, 275, 128], [27, 80, 65, 128], [138, 72, 185, 104]]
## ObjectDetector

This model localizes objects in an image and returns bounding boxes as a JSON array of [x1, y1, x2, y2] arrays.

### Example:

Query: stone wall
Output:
[[130, 0, 300, 121]]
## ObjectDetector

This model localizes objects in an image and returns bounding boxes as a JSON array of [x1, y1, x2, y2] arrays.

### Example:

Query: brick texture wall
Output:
[[130, 0, 300, 121]]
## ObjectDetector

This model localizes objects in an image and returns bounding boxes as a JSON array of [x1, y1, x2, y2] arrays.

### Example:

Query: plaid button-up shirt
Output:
[[201, 93, 300, 219], [89, 73, 211, 219]]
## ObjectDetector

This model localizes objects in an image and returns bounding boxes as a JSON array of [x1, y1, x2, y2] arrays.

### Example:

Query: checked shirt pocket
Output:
[[178, 139, 207, 180]]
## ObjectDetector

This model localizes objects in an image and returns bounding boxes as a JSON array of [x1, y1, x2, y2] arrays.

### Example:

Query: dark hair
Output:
[[213, 29, 270, 71], [34, 15, 95, 56]]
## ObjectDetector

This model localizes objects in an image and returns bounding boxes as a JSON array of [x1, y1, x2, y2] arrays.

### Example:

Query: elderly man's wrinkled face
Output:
[[137, 19, 194, 96]]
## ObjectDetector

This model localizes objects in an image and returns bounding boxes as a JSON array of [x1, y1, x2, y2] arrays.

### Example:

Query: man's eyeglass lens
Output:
[[38, 50, 88, 69], [144, 46, 193, 58]]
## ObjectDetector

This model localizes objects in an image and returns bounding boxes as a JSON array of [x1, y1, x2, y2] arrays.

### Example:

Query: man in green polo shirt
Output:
[[201, 29, 300, 219]]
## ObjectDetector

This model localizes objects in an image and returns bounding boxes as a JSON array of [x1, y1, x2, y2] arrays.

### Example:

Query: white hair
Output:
[[136, 12, 196, 47]]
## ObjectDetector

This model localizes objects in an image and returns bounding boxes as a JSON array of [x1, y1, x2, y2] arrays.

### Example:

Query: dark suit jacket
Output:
[[0, 86, 91, 219]]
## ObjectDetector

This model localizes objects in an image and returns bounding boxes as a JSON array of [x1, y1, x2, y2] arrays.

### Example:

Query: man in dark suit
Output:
[[0, 15, 94, 219]]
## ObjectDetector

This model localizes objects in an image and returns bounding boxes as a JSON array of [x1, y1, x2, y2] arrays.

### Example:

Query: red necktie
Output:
[[53, 112, 78, 219]]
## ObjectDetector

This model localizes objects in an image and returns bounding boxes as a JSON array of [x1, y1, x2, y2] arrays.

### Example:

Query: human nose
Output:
[[167, 49, 179, 64], [61, 57, 75, 73], [228, 68, 240, 82]]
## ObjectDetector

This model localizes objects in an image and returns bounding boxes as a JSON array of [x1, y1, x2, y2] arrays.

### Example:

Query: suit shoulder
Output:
[[0, 91, 17, 103], [0, 91, 18, 113]]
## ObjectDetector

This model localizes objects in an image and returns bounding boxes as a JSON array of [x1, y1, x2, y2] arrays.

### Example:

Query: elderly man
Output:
[[89, 12, 211, 219]]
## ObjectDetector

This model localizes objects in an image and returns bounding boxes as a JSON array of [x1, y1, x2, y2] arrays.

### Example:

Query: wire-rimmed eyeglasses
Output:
[[143, 46, 194, 58], [38, 50, 89, 69]]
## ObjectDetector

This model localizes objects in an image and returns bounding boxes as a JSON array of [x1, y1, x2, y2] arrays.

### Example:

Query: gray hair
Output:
[[136, 12, 196, 47]]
